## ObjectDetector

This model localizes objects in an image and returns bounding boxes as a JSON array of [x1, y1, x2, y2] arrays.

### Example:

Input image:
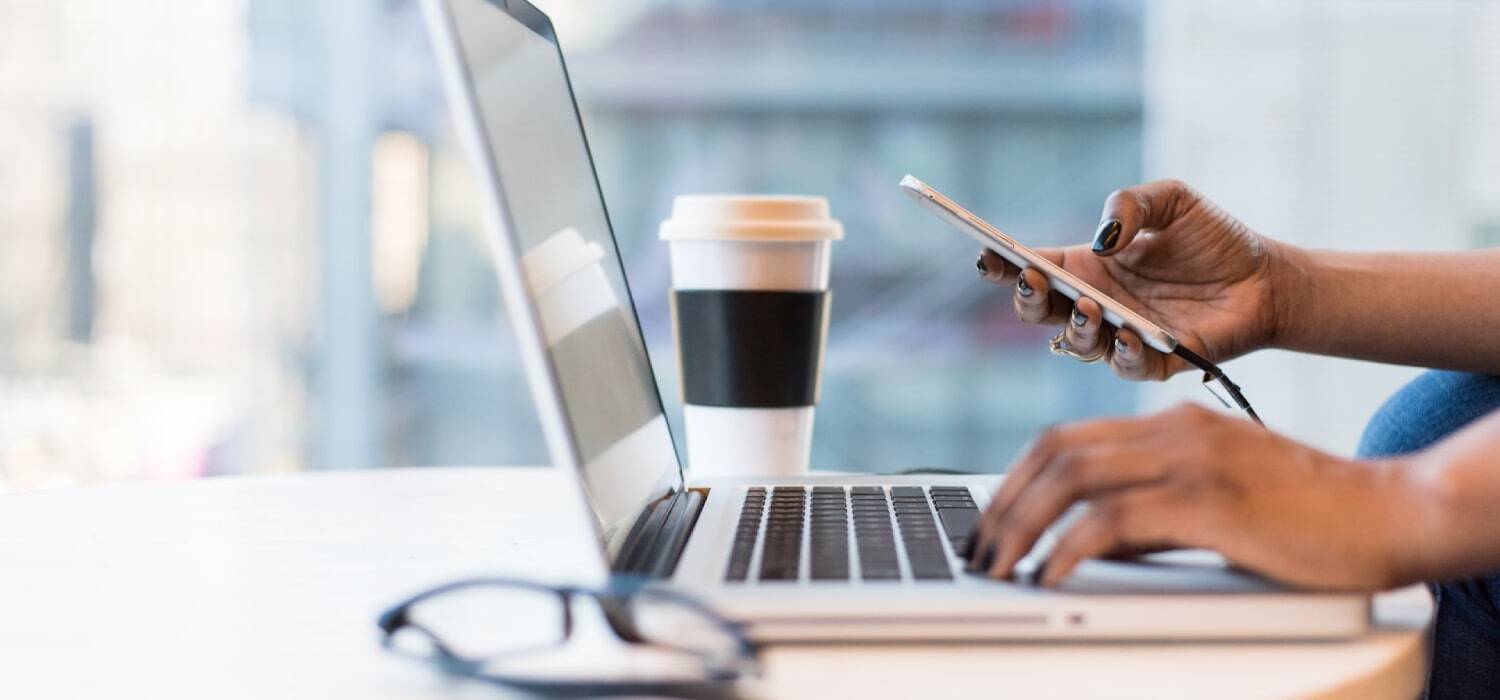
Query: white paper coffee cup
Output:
[[660, 195, 842, 478]]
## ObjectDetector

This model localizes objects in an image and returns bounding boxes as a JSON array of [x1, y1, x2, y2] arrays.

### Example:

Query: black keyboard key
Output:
[[853, 490, 901, 581], [759, 489, 805, 582], [726, 491, 766, 582], [911, 566, 952, 581], [894, 491, 952, 581], [937, 507, 981, 546], [932, 501, 975, 510]]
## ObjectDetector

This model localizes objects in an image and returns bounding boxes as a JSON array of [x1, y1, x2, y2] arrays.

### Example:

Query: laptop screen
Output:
[[446, 0, 682, 557]]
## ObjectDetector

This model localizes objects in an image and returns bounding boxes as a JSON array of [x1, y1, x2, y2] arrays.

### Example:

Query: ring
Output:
[[1049, 329, 1107, 364]]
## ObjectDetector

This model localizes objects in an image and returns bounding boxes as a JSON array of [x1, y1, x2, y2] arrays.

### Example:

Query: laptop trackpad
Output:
[[1056, 550, 1286, 594], [1008, 506, 1286, 594]]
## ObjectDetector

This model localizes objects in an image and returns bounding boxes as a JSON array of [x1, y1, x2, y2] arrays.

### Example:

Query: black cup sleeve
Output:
[[671, 290, 829, 409]]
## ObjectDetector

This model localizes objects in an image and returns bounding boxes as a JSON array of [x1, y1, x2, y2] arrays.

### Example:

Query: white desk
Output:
[[0, 467, 1429, 699]]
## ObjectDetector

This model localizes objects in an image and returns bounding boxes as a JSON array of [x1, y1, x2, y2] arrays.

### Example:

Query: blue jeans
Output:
[[1358, 371, 1500, 699]]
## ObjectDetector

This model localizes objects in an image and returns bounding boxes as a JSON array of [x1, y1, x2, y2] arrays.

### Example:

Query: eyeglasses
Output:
[[377, 575, 761, 699], [1172, 344, 1262, 425]]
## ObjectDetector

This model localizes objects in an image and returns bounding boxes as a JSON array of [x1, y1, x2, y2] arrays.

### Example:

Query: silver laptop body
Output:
[[420, 0, 1369, 641]]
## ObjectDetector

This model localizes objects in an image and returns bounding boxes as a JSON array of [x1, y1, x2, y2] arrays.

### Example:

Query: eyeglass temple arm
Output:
[[1171, 344, 1263, 426]]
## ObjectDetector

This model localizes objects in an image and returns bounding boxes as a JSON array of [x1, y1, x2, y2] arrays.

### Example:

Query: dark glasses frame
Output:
[[1172, 344, 1262, 425], [377, 575, 760, 699]]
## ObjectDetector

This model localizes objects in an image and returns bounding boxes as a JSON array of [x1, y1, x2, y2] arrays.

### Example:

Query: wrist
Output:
[[1374, 453, 1461, 588], [1262, 239, 1317, 352]]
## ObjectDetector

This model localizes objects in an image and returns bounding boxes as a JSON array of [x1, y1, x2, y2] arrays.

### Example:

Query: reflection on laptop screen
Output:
[[448, 0, 680, 556]]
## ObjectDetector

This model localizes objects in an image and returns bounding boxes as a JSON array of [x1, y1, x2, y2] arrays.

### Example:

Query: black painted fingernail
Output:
[[1016, 275, 1034, 297], [965, 539, 994, 572], [964, 541, 999, 574], [1114, 337, 1130, 356], [979, 541, 999, 572], [1091, 219, 1122, 254], [976, 255, 989, 275], [1071, 308, 1087, 327], [961, 533, 979, 560]]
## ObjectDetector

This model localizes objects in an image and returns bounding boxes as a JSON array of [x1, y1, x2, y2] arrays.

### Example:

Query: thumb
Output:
[[1090, 179, 1194, 257]]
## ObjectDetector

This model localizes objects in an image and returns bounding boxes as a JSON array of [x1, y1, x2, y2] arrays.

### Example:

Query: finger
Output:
[[1091, 179, 1194, 256], [968, 415, 1164, 569], [1012, 268, 1071, 325], [986, 416, 1161, 518], [976, 248, 1020, 284], [986, 439, 1178, 580], [1062, 297, 1107, 361], [1108, 328, 1170, 381], [1038, 488, 1199, 587]]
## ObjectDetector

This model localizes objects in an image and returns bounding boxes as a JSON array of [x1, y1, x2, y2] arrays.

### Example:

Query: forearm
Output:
[[1273, 246, 1500, 373]]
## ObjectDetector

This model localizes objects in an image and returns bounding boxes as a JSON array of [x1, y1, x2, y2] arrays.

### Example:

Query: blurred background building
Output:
[[0, 0, 1495, 490]]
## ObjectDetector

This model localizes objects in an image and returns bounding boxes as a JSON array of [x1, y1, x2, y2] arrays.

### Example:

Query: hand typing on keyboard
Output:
[[963, 403, 1430, 591]]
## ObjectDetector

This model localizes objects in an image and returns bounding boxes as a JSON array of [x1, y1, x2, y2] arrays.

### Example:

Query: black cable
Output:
[[1171, 344, 1264, 426]]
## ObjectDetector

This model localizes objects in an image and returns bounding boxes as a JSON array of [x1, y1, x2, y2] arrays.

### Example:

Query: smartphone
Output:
[[899, 174, 1179, 354]]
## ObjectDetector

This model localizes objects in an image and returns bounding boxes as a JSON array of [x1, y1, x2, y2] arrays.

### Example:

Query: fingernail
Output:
[[1071, 308, 1087, 327], [965, 541, 995, 572], [978, 541, 999, 572], [1016, 275, 1034, 297], [961, 534, 978, 560], [1114, 337, 1130, 356], [976, 255, 989, 275], [1091, 219, 1122, 254], [1033, 559, 1051, 587]]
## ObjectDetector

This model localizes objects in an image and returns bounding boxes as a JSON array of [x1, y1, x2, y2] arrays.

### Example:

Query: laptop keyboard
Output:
[[725, 485, 981, 583]]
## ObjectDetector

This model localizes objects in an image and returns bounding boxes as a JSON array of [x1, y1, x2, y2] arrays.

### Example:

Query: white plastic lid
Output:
[[659, 194, 844, 242]]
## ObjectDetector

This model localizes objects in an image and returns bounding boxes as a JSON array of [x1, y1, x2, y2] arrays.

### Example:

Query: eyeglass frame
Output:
[[1172, 343, 1263, 425], [377, 574, 761, 699]]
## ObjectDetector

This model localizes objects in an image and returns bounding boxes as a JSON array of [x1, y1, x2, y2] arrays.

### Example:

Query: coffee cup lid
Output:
[[659, 194, 844, 242]]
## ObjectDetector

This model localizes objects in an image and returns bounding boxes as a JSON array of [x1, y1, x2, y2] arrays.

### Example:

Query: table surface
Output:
[[0, 467, 1430, 699]]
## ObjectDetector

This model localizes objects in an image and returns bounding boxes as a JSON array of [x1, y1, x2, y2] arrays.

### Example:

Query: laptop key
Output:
[[726, 492, 766, 582], [936, 506, 981, 552], [894, 492, 952, 581]]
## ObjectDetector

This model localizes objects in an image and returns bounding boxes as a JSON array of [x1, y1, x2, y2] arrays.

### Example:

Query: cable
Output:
[[1171, 344, 1264, 426]]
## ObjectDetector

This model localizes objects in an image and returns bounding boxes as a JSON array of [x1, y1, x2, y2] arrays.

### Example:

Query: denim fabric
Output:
[[1358, 371, 1500, 699]]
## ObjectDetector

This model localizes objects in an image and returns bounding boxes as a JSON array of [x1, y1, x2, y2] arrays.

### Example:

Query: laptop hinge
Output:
[[612, 488, 708, 578]]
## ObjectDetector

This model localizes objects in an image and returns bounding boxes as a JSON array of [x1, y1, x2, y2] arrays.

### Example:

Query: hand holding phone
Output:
[[899, 174, 1263, 424]]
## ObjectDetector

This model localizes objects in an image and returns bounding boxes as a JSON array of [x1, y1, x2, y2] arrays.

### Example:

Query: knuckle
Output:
[[1160, 179, 1198, 209], [1033, 425, 1064, 453], [1159, 178, 1190, 194], [1093, 504, 1127, 535], [996, 508, 1029, 539], [1110, 356, 1140, 379], [1050, 451, 1082, 487], [1166, 401, 1209, 422]]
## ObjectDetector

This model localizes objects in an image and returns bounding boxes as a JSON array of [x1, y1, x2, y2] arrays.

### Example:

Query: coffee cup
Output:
[[660, 195, 842, 478]]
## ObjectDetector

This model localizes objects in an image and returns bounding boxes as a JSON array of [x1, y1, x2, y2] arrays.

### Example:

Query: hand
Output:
[[977, 180, 1294, 379], [965, 403, 1434, 591]]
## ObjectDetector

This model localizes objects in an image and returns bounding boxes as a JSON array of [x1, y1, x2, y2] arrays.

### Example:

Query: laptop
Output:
[[420, 0, 1370, 641]]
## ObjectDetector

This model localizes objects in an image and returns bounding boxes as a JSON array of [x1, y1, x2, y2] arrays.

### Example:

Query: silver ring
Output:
[[1049, 329, 1106, 364]]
